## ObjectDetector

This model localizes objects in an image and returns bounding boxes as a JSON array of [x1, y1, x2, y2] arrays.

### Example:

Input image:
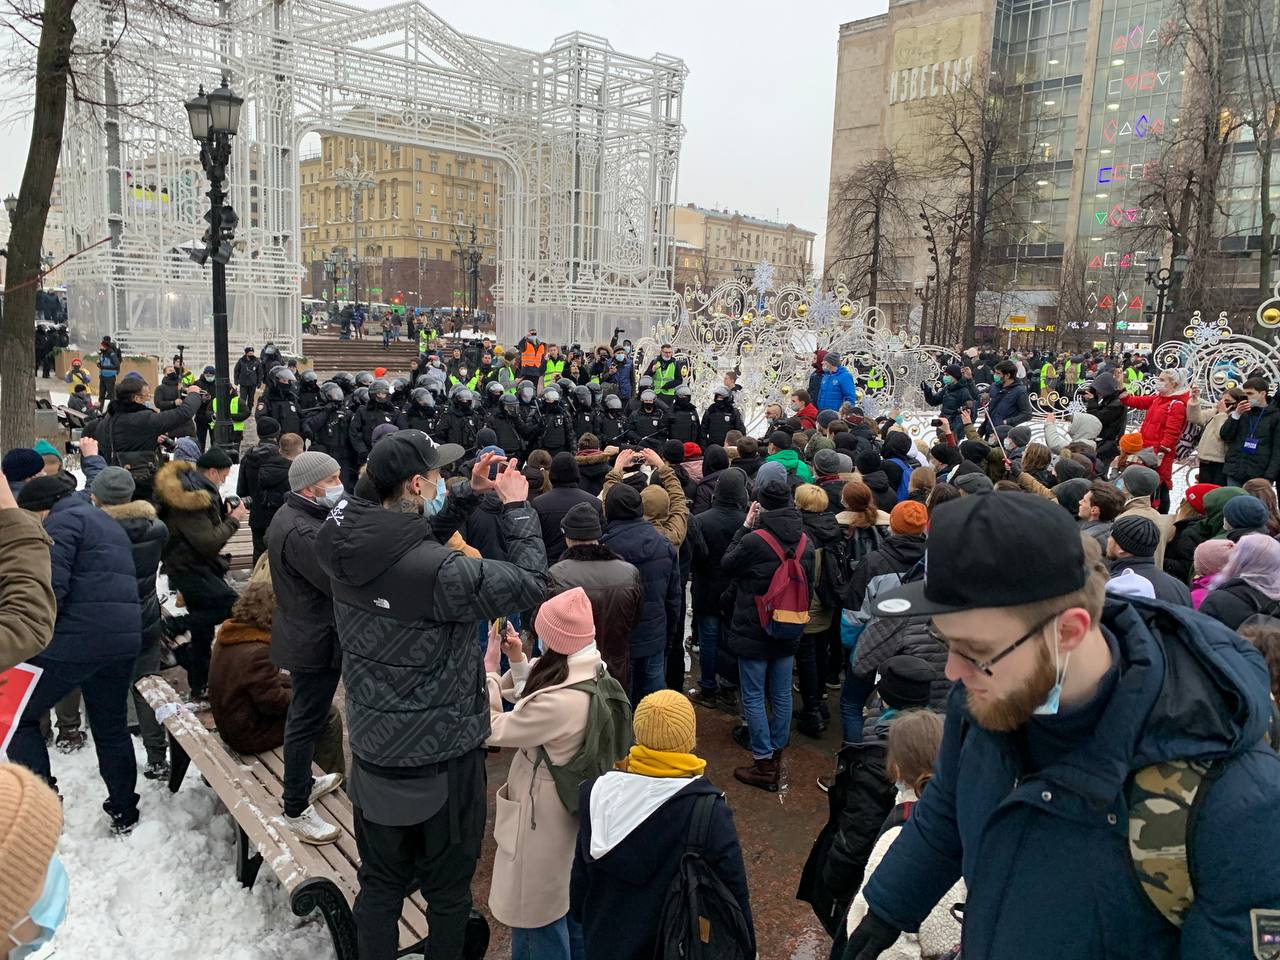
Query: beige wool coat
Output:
[[485, 650, 600, 928]]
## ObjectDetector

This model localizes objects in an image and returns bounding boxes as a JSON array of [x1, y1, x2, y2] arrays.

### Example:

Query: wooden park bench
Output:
[[135, 675, 489, 959]]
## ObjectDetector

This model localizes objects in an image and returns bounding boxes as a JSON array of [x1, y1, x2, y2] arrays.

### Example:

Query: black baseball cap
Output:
[[873, 494, 1086, 618], [365, 430, 464, 487]]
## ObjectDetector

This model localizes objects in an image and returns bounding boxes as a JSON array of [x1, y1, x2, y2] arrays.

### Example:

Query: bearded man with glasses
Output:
[[844, 493, 1280, 960]]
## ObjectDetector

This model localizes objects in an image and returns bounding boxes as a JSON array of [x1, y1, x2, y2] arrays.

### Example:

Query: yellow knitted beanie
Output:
[[633, 690, 697, 753], [0, 763, 63, 934]]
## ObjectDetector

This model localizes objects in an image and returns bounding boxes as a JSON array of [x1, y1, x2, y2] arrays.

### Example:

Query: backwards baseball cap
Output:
[[873, 494, 1086, 618], [365, 430, 464, 487]]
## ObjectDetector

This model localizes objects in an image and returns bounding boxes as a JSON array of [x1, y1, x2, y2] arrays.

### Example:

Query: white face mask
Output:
[[317, 484, 345, 508]]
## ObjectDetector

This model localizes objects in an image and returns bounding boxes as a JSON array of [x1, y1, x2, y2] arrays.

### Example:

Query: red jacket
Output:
[[796, 403, 819, 431], [1121, 390, 1188, 481]]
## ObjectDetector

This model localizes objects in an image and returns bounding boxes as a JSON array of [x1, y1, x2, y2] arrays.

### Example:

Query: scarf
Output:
[[621, 744, 707, 778]]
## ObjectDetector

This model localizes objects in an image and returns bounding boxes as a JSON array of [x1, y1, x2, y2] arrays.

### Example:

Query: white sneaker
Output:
[[284, 805, 340, 845], [309, 772, 344, 804]]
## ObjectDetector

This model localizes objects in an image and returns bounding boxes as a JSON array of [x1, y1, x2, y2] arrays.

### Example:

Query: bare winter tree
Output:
[[925, 72, 1050, 345], [825, 151, 915, 307], [1232, 0, 1280, 294], [0, 0, 214, 449]]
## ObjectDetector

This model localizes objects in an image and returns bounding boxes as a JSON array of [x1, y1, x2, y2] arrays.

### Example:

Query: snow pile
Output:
[[47, 738, 336, 959]]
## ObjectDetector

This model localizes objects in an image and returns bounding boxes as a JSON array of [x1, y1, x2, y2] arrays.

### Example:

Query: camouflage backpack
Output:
[[1126, 707, 1280, 927]]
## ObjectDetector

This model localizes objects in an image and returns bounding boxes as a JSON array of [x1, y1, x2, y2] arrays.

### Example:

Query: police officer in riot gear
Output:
[[700, 383, 745, 448], [625, 389, 669, 451], [667, 385, 700, 444], [257, 366, 302, 435], [597, 393, 627, 447], [349, 379, 399, 465], [304, 381, 359, 489], [397, 387, 437, 435], [440, 387, 483, 452]]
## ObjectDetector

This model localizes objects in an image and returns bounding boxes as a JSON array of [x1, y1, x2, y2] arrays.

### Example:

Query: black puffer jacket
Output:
[[153, 373, 195, 437], [99, 500, 167, 646], [842, 534, 926, 612], [317, 491, 548, 769], [267, 493, 341, 671], [348, 399, 399, 461], [921, 379, 976, 434], [88, 393, 203, 457], [1198, 577, 1280, 632], [797, 739, 894, 936], [851, 613, 950, 707], [860, 469, 897, 514], [720, 507, 816, 660], [1086, 373, 1128, 445], [689, 468, 749, 616], [237, 441, 292, 532], [460, 492, 510, 561], [599, 516, 681, 661], [533, 482, 604, 564]]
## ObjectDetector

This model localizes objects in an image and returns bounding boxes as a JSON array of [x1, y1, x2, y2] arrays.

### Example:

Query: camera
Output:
[[224, 495, 251, 511], [160, 437, 178, 452], [930, 418, 943, 427]]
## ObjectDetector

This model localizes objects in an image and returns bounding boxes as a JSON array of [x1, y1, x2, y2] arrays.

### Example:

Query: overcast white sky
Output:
[[0, 0, 884, 264]]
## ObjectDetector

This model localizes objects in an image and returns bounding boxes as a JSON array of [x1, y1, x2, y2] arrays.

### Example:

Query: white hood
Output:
[[588, 770, 699, 859]]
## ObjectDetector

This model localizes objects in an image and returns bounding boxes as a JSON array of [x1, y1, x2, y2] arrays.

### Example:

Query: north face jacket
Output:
[[317, 491, 548, 768]]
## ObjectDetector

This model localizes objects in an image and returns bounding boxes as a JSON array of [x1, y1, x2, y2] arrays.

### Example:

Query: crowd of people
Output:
[[2, 332, 1280, 960]]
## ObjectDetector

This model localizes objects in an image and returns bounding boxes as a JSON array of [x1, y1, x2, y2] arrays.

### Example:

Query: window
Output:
[[483, 192, 490, 205], [469, 190, 475, 202], [488, 256, 495, 266], [484, 169, 490, 182], [415, 225, 423, 237], [430, 159, 438, 173], [483, 212, 490, 226], [431, 227, 438, 239], [446, 163, 452, 176], [415, 181, 421, 194], [431, 205, 438, 219], [436, 247, 443, 259], [414, 159, 422, 171], [457, 187, 464, 200], [456, 211, 464, 224], [430, 183, 437, 195], [415, 204, 421, 217]]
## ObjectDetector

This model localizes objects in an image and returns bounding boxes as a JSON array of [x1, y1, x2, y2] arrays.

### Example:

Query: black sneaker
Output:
[[796, 713, 827, 739], [109, 808, 140, 835], [143, 760, 170, 781], [730, 723, 751, 751], [686, 687, 720, 709]]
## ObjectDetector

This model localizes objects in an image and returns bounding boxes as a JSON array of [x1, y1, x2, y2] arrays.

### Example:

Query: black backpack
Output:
[[654, 793, 754, 960]]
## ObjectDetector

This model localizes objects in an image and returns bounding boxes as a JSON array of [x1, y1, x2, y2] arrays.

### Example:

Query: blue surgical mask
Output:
[[9, 854, 69, 959], [317, 485, 345, 509], [942, 375, 955, 386], [422, 477, 447, 518], [1033, 621, 1071, 717]]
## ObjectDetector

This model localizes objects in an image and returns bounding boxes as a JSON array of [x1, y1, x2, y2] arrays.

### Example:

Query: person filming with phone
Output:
[[317, 437, 549, 960]]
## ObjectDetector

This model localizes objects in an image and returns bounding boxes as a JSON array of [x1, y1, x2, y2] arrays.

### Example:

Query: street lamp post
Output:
[[466, 224, 482, 322], [1145, 253, 1189, 347], [913, 276, 932, 340], [184, 81, 243, 457], [335, 158, 375, 317]]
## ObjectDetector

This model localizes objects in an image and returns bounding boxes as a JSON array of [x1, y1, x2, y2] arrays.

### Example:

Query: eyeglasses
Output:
[[928, 613, 1058, 677]]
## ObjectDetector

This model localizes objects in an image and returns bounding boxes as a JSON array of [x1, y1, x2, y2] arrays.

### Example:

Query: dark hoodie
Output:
[[1085, 370, 1128, 445], [721, 506, 817, 660], [317, 492, 548, 769], [691, 445, 732, 515], [689, 467, 749, 616], [571, 775, 754, 960], [843, 534, 927, 612], [856, 450, 898, 513]]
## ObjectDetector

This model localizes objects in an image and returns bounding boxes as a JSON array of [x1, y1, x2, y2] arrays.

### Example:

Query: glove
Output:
[[842, 910, 901, 960]]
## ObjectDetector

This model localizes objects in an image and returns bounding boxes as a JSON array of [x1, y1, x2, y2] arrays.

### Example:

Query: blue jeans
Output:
[[738, 656, 793, 759], [510, 914, 585, 960], [630, 651, 665, 704], [696, 615, 721, 692], [840, 666, 876, 745]]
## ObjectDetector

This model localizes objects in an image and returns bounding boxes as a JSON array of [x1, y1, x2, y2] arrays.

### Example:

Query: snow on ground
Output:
[[46, 732, 337, 960]]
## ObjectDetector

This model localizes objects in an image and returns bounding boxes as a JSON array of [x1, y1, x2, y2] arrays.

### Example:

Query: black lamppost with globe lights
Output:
[[184, 81, 243, 455], [1145, 253, 1188, 347]]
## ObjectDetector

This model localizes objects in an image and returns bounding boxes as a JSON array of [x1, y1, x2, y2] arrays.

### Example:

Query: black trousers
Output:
[[167, 569, 237, 694], [353, 749, 486, 960], [281, 667, 341, 817], [250, 526, 268, 569], [9, 654, 139, 819], [99, 376, 116, 405]]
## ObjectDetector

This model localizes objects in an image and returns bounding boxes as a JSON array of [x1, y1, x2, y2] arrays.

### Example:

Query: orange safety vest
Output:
[[521, 340, 546, 369]]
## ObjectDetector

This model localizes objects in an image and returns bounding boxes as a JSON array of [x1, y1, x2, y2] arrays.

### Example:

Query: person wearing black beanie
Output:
[[532, 451, 602, 563], [599, 448, 681, 703], [856, 448, 897, 513], [721, 458, 816, 792]]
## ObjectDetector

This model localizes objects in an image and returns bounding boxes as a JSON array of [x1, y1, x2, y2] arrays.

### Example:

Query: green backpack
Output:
[[531, 664, 634, 816]]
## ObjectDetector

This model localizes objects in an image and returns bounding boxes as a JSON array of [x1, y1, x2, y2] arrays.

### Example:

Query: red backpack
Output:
[[752, 530, 810, 640]]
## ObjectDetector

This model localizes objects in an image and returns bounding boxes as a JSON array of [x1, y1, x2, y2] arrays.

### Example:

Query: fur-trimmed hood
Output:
[[576, 450, 612, 466], [215, 620, 269, 646], [154, 459, 219, 512], [99, 499, 158, 522]]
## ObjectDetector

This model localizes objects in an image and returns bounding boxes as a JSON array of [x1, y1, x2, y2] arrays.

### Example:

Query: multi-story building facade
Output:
[[298, 135, 500, 311], [672, 203, 815, 293], [827, 0, 1276, 346]]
